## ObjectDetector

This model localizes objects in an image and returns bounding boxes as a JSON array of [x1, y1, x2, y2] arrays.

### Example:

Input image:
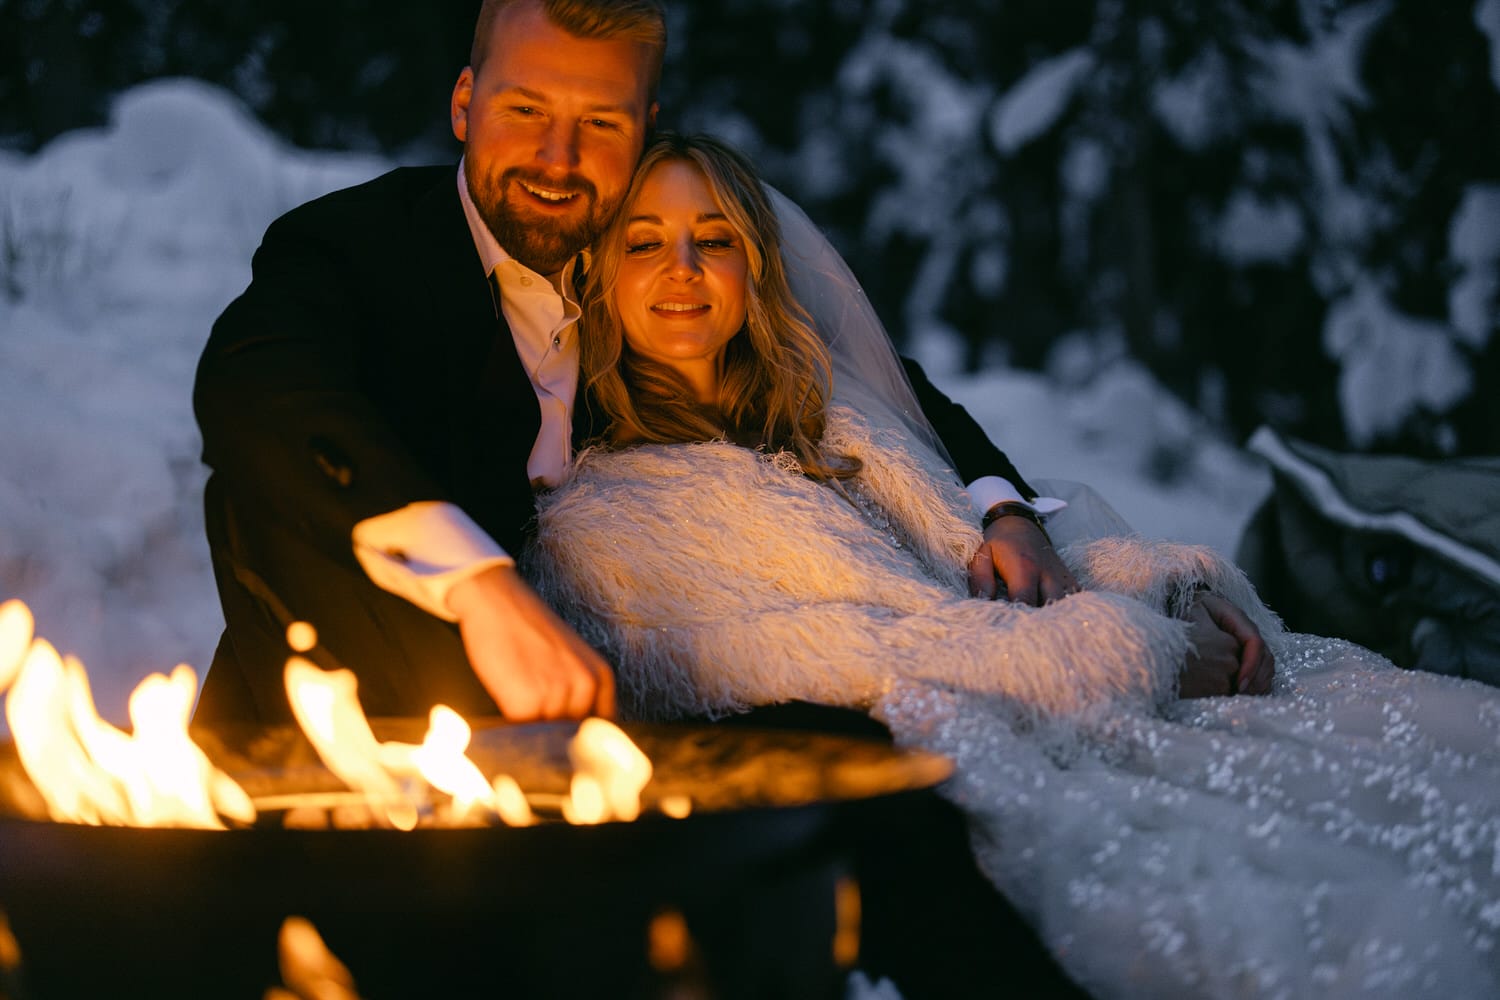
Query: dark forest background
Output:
[[4, 0, 1498, 458]]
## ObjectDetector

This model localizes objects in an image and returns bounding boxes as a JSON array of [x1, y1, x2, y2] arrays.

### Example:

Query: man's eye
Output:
[[586, 118, 619, 130], [514, 106, 538, 116]]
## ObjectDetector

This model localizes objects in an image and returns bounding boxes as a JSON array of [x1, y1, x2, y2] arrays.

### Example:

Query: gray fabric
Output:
[[1239, 427, 1500, 684]]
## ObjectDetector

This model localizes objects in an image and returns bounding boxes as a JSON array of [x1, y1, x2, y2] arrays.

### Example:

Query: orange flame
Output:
[[565, 718, 653, 823], [283, 656, 421, 830], [2, 599, 254, 828], [1, 601, 667, 830], [283, 656, 544, 827]]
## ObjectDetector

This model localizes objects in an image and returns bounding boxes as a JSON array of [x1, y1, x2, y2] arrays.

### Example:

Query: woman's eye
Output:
[[625, 241, 661, 255], [698, 238, 736, 250]]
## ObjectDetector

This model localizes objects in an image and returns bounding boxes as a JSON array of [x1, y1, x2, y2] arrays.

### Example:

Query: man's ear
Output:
[[451, 67, 475, 143]]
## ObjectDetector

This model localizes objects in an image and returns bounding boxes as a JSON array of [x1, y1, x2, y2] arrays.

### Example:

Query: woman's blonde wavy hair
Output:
[[580, 132, 858, 480]]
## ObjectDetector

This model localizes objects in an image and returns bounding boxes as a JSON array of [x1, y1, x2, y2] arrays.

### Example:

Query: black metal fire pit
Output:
[[0, 720, 949, 1000]]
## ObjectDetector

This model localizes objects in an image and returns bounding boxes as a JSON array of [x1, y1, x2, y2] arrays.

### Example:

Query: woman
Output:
[[527, 134, 1500, 998]]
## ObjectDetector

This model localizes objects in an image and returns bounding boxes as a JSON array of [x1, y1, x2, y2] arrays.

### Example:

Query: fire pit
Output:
[[0, 602, 951, 1000]]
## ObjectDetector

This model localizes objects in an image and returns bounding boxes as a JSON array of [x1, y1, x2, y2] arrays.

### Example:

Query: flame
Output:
[[0, 600, 33, 694], [406, 706, 499, 821], [275, 916, 361, 1000], [2, 601, 254, 829], [491, 773, 535, 826], [659, 795, 693, 820], [566, 718, 653, 823], [284, 659, 541, 828], [647, 908, 694, 972], [0, 601, 669, 831], [284, 656, 420, 830], [283, 654, 663, 828], [832, 876, 861, 967]]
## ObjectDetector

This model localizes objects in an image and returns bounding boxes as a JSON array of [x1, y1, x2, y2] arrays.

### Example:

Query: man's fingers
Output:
[[592, 664, 617, 719], [1246, 645, 1275, 696], [493, 675, 545, 721], [967, 547, 999, 600], [1007, 568, 1042, 607], [1236, 633, 1264, 693], [1039, 566, 1081, 605]]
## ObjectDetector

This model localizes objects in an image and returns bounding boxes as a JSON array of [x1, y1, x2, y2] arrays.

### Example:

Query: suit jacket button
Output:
[[309, 436, 355, 489]]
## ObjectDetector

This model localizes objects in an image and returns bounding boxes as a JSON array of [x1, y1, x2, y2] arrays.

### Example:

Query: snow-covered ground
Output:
[[0, 80, 1269, 730]]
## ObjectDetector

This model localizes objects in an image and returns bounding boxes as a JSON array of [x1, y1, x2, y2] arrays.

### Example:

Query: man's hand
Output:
[[967, 514, 1079, 605], [446, 564, 615, 720], [1179, 592, 1275, 698]]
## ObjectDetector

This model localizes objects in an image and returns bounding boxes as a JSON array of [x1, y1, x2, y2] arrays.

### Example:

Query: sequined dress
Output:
[[527, 406, 1500, 998]]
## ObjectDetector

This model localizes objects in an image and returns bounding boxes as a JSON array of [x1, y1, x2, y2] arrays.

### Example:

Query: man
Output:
[[194, 0, 1074, 727]]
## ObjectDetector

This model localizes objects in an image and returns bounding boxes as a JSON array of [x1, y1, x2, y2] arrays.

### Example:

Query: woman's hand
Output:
[[967, 515, 1080, 605], [1179, 592, 1275, 697]]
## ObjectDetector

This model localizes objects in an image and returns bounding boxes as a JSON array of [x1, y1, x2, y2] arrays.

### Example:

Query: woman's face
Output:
[[613, 159, 749, 402]]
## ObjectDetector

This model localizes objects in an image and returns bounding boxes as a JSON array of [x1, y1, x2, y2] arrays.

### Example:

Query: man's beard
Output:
[[465, 161, 617, 275]]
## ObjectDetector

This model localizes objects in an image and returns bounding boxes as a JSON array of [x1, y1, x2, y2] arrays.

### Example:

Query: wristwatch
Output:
[[981, 500, 1049, 537]]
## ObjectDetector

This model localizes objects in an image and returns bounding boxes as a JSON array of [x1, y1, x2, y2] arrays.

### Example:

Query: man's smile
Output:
[[519, 180, 576, 202]]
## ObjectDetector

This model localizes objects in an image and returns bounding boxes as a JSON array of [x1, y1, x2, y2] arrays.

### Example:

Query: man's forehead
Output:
[[476, 11, 653, 112]]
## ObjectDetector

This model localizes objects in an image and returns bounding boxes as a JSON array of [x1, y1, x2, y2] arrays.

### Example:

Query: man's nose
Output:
[[537, 120, 580, 171]]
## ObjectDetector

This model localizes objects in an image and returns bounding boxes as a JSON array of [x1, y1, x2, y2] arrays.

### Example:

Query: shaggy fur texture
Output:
[[527, 406, 1276, 726]]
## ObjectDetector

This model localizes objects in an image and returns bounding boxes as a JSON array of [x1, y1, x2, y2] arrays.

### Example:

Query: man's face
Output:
[[451, 0, 658, 276]]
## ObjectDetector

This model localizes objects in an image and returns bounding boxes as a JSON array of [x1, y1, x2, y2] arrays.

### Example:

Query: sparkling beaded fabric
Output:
[[881, 633, 1500, 998]]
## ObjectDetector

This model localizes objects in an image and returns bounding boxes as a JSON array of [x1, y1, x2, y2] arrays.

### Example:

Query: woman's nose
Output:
[[664, 240, 702, 279]]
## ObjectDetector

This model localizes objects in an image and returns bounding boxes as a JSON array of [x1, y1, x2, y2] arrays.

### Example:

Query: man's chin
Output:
[[487, 212, 592, 275]]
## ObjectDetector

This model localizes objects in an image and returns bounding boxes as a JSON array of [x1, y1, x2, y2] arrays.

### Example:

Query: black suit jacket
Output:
[[194, 165, 1033, 719], [197, 165, 543, 561]]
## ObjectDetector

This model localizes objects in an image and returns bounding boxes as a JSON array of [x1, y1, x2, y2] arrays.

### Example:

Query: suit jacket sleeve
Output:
[[900, 356, 1038, 500]]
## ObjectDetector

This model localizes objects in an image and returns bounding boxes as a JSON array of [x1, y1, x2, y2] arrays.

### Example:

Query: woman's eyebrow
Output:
[[626, 212, 730, 224]]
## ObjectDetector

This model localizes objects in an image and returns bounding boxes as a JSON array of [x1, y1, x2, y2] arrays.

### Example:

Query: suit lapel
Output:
[[410, 172, 540, 549]]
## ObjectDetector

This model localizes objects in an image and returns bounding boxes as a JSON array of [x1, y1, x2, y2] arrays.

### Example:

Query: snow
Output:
[[1478, 0, 1500, 90], [1322, 281, 1474, 447], [1216, 190, 1305, 266], [1250, 1, 1389, 131], [988, 48, 1095, 155], [1448, 183, 1500, 349], [1153, 49, 1231, 152], [0, 79, 1269, 733]]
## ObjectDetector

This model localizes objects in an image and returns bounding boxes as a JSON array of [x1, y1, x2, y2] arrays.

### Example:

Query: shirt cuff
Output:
[[966, 476, 1068, 521], [352, 502, 514, 622]]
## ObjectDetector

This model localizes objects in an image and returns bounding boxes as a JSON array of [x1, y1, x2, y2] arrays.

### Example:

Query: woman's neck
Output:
[[674, 359, 722, 405]]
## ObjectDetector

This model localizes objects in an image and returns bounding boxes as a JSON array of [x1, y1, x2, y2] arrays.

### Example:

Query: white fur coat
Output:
[[527, 406, 1277, 727]]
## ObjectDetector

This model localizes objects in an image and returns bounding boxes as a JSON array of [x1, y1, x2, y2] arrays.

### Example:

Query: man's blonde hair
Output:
[[470, 0, 668, 98]]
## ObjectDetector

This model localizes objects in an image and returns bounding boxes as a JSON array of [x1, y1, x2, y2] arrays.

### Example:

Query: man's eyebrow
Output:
[[498, 86, 633, 115]]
